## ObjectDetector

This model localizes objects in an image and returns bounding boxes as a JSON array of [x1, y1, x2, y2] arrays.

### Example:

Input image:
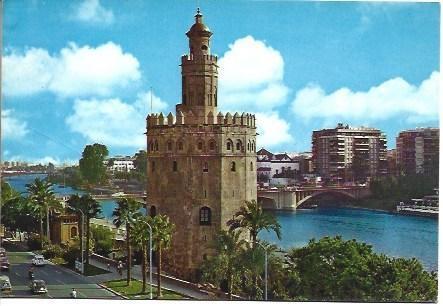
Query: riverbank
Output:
[[345, 198, 397, 213]]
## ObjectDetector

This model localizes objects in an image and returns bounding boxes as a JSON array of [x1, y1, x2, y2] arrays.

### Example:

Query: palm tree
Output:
[[26, 178, 57, 241], [67, 194, 102, 267], [131, 215, 151, 293], [227, 200, 282, 299], [227, 200, 282, 247], [112, 197, 142, 285], [202, 229, 247, 299], [149, 214, 174, 298]]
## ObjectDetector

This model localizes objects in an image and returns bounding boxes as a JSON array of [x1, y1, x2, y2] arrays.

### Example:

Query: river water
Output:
[[5, 174, 438, 271]]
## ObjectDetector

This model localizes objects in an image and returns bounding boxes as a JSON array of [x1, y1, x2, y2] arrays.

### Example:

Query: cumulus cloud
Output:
[[66, 92, 169, 148], [1, 109, 28, 139], [291, 71, 439, 123], [71, 0, 114, 25], [3, 42, 140, 97], [218, 35, 289, 112], [255, 112, 294, 149], [218, 36, 292, 149], [135, 90, 169, 113]]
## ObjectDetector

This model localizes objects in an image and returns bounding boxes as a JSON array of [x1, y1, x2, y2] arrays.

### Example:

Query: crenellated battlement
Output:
[[181, 54, 218, 63], [147, 111, 256, 129]]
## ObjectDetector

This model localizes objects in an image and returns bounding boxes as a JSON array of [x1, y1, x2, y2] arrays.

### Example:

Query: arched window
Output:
[[155, 140, 159, 151], [167, 141, 172, 152], [151, 161, 155, 172], [150, 206, 156, 217], [198, 141, 203, 151], [177, 141, 183, 151], [250, 161, 253, 171], [236, 140, 242, 151], [252, 141, 255, 152], [203, 162, 209, 173], [247, 142, 251, 152], [173, 161, 178, 172], [226, 139, 233, 151], [231, 161, 236, 172], [199, 207, 211, 225], [149, 142, 154, 152], [70, 226, 77, 238], [209, 140, 215, 151]]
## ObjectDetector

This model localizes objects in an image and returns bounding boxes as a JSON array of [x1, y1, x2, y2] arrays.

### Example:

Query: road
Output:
[[0, 252, 121, 299]]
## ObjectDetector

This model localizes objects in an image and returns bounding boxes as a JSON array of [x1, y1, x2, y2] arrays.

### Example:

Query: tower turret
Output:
[[177, 8, 218, 124]]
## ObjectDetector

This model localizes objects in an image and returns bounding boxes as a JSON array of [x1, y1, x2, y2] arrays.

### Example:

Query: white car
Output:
[[32, 255, 46, 266]]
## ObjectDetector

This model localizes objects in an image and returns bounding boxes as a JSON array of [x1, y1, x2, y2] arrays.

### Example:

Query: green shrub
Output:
[[63, 244, 81, 267], [50, 257, 66, 265], [42, 243, 65, 259], [27, 235, 49, 250]]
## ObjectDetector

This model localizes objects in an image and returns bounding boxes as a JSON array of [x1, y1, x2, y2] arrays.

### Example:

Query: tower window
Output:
[[236, 140, 242, 151], [250, 162, 253, 171], [167, 141, 172, 152], [199, 207, 211, 225], [209, 141, 215, 151], [231, 162, 236, 172], [150, 206, 156, 217], [226, 139, 233, 151], [173, 161, 178, 172], [178, 141, 183, 151], [155, 141, 159, 151], [198, 141, 203, 150], [203, 162, 209, 173], [151, 161, 155, 172], [201, 45, 208, 51], [247, 142, 251, 151]]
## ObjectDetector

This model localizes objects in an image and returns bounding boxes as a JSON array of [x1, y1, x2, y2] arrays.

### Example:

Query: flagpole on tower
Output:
[[150, 86, 153, 113]]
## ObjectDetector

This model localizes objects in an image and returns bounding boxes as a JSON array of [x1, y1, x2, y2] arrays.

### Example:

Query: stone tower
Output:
[[146, 8, 257, 281]]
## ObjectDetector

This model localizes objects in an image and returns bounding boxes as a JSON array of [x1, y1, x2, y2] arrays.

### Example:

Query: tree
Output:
[[227, 200, 282, 298], [112, 197, 142, 285], [26, 178, 58, 241], [67, 194, 102, 267], [90, 224, 115, 256], [79, 143, 109, 185], [131, 215, 151, 293], [149, 214, 174, 298], [201, 230, 247, 299], [286, 236, 437, 302], [228, 200, 282, 247], [134, 150, 147, 175]]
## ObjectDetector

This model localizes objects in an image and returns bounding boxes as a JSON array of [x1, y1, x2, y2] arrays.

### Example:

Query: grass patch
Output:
[[83, 264, 111, 276], [103, 279, 188, 300]]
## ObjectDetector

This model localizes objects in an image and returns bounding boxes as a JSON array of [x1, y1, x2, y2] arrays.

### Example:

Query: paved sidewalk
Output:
[[88, 258, 211, 299]]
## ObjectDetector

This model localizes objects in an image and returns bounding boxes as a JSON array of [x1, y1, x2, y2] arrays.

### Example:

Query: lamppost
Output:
[[141, 219, 153, 300], [68, 206, 84, 274], [255, 241, 268, 301]]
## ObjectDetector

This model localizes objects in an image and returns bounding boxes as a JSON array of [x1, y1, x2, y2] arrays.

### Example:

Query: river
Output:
[[4, 174, 438, 271]]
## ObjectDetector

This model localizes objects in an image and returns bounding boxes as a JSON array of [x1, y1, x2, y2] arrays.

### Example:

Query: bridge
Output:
[[258, 185, 371, 210]]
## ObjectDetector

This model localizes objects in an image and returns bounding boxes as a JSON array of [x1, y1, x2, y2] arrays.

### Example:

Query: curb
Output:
[[98, 283, 129, 299]]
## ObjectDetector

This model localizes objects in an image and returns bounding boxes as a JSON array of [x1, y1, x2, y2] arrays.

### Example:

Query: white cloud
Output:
[[71, 0, 114, 25], [1, 109, 28, 139], [5, 155, 78, 166], [255, 112, 294, 149], [66, 92, 169, 148], [291, 71, 439, 123], [3, 42, 140, 97], [218, 35, 289, 112], [134, 90, 168, 114]]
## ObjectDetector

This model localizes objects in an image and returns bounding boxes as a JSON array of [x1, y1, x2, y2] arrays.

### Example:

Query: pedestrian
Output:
[[71, 288, 77, 298]]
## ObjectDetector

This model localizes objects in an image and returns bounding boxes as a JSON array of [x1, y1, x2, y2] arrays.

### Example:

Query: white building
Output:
[[105, 156, 135, 172], [257, 148, 300, 186]]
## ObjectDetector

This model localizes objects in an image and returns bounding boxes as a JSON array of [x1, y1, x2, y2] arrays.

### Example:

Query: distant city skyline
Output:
[[2, 0, 439, 165]]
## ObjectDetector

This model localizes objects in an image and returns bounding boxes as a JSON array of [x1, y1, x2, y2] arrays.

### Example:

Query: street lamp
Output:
[[140, 219, 153, 300], [68, 206, 85, 274], [248, 240, 268, 301]]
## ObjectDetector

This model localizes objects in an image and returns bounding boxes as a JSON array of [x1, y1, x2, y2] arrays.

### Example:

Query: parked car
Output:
[[0, 275, 12, 293], [0, 257, 10, 271], [29, 279, 48, 294], [32, 255, 46, 266]]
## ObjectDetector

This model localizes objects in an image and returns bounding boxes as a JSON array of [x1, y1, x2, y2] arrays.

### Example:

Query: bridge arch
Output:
[[258, 196, 277, 210], [297, 190, 356, 208]]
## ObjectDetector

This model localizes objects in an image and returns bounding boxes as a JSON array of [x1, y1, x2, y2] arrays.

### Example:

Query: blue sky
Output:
[[2, 0, 440, 165]]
